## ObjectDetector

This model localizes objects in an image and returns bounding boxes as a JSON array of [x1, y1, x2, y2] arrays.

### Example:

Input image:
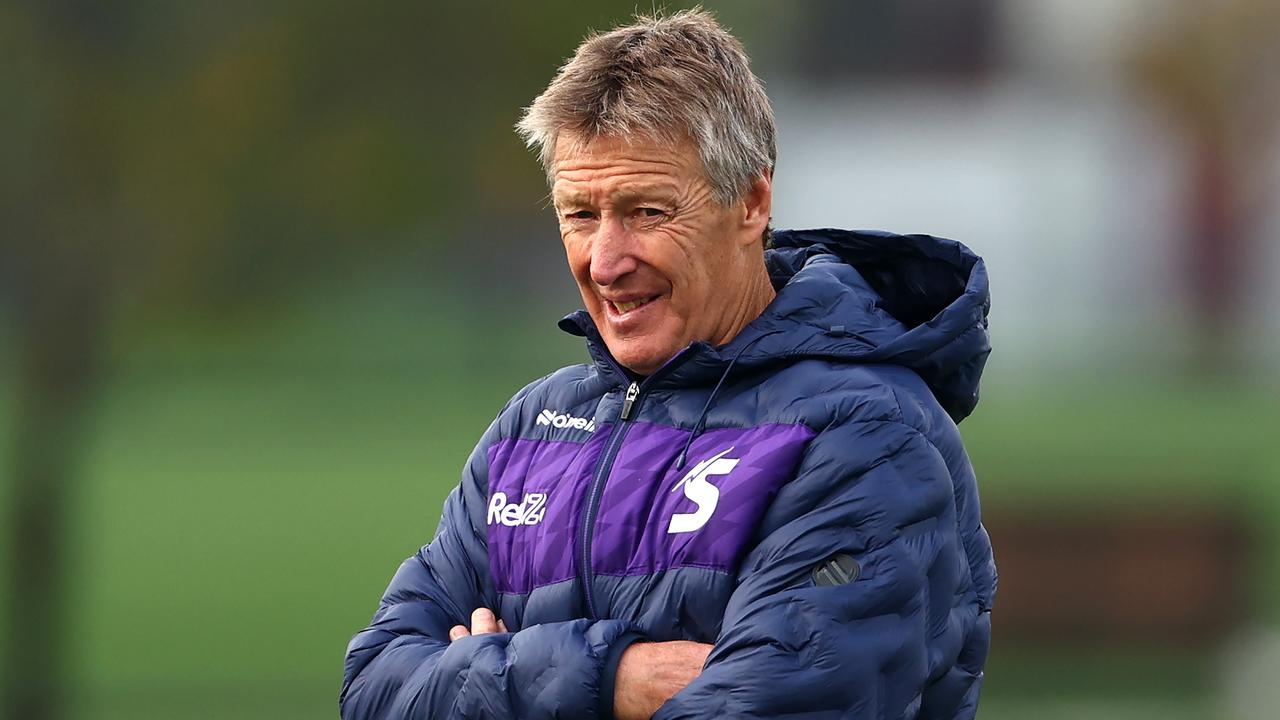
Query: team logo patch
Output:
[[668, 448, 739, 534]]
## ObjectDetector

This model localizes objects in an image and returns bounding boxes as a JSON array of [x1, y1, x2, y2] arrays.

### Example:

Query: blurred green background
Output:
[[2, 1, 1278, 718]]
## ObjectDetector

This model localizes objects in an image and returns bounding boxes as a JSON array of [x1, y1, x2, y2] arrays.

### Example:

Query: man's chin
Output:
[[606, 339, 678, 378]]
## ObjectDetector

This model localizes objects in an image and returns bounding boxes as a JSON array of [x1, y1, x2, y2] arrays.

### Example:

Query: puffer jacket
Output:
[[341, 228, 996, 719]]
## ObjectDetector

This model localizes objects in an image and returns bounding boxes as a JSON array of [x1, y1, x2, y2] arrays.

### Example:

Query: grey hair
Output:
[[515, 7, 776, 207]]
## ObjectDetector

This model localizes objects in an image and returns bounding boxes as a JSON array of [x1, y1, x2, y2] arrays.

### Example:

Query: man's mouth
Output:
[[608, 295, 661, 314]]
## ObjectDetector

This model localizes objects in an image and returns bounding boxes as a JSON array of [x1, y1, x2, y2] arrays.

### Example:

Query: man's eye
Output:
[[637, 207, 665, 218], [564, 210, 596, 220]]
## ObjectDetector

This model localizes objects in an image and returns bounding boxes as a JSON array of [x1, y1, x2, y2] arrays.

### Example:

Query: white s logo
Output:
[[667, 448, 739, 534]]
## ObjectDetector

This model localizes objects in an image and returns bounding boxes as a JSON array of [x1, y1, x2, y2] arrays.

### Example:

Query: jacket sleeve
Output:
[[340, 395, 642, 720], [653, 418, 988, 720]]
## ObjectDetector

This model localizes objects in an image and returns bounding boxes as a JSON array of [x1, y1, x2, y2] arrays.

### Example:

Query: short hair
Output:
[[516, 7, 776, 207]]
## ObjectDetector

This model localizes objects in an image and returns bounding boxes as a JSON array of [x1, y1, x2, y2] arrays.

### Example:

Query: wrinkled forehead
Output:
[[550, 132, 705, 203]]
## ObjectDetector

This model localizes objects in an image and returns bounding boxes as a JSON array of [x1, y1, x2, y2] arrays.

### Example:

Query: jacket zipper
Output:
[[579, 380, 640, 619]]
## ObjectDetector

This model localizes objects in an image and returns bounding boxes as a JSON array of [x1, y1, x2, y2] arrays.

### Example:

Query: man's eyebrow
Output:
[[552, 191, 590, 208], [552, 184, 678, 208], [614, 184, 679, 203]]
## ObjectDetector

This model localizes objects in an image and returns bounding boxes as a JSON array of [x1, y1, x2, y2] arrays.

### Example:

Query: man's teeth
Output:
[[614, 297, 656, 313]]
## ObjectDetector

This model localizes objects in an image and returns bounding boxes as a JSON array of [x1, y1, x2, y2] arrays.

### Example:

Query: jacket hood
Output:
[[560, 228, 991, 423]]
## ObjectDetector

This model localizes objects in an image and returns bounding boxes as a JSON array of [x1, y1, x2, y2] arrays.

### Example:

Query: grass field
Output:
[[2, 284, 1276, 719]]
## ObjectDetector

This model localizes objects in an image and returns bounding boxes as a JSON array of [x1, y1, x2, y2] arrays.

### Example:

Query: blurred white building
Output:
[[760, 0, 1278, 378]]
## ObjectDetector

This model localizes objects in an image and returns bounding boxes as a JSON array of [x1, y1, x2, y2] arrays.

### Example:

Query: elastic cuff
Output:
[[599, 630, 646, 720]]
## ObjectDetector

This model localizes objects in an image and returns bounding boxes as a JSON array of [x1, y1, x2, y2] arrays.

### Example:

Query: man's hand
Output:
[[449, 610, 708, 719], [449, 608, 508, 641], [613, 641, 713, 720]]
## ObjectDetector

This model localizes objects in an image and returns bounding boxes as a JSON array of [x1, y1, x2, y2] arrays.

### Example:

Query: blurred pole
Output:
[[3, 2, 117, 715], [4, 264, 104, 720]]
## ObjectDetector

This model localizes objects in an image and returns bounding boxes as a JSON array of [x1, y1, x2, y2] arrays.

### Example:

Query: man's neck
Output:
[[712, 260, 777, 348]]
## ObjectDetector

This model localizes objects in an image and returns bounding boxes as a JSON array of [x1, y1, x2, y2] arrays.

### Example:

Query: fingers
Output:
[[471, 607, 500, 635], [449, 609, 508, 642]]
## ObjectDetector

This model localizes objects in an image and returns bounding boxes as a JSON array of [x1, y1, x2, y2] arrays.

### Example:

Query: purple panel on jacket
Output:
[[486, 431, 609, 595], [591, 422, 815, 576]]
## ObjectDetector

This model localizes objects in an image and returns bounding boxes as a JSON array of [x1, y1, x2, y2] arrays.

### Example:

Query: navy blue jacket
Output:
[[341, 229, 996, 719]]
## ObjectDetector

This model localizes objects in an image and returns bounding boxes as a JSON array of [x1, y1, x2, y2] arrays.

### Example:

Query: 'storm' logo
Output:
[[668, 448, 739, 534]]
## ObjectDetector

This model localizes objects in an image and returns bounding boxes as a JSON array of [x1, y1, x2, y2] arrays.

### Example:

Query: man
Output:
[[341, 9, 994, 720]]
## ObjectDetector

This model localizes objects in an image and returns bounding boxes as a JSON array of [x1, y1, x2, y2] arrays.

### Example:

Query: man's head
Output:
[[516, 9, 778, 376]]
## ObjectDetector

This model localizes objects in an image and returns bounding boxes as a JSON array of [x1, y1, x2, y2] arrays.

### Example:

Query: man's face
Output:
[[552, 134, 768, 376]]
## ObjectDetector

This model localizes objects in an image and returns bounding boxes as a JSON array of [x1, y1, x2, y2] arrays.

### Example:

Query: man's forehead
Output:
[[554, 131, 689, 160], [551, 133, 699, 201]]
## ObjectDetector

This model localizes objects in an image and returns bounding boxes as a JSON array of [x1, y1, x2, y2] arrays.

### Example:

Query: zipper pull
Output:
[[620, 382, 640, 420]]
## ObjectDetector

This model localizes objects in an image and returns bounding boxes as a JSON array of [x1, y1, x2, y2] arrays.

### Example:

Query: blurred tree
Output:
[[0, 2, 766, 716], [1131, 0, 1280, 372]]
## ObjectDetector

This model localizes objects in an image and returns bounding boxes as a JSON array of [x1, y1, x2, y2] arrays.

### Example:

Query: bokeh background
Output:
[[2, 1, 1278, 718]]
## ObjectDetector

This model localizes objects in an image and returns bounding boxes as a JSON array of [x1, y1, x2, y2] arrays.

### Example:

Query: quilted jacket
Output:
[[341, 228, 996, 719]]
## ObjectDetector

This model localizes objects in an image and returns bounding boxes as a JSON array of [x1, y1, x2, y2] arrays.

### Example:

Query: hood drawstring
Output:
[[674, 330, 784, 470]]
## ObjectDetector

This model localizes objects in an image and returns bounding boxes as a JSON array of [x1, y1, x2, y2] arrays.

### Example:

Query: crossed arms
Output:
[[340, 417, 966, 719], [451, 608, 711, 719]]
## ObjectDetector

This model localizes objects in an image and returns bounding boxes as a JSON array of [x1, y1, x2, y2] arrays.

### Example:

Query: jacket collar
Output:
[[559, 228, 992, 422]]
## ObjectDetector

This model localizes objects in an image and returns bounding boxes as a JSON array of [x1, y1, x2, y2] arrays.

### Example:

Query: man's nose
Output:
[[589, 217, 638, 287]]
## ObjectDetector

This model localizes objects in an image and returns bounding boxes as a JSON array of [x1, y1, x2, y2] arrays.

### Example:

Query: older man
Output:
[[341, 9, 994, 720]]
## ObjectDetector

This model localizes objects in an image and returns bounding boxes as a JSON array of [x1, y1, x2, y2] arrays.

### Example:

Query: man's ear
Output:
[[738, 169, 773, 247]]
